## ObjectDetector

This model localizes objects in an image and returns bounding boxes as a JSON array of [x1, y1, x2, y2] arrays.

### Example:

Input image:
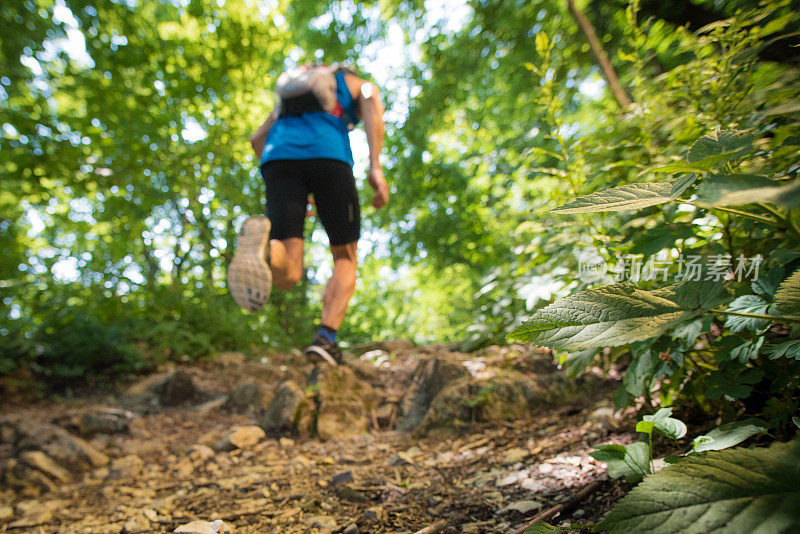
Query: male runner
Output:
[[227, 63, 388, 365]]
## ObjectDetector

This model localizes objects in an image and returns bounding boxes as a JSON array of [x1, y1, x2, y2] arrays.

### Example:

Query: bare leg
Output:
[[321, 242, 357, 329], [269, 238, 304, 290]]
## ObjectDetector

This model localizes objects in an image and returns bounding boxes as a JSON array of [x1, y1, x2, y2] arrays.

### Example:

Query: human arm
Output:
[[344, 72, 388, 208], [249, 108, 279, 162]]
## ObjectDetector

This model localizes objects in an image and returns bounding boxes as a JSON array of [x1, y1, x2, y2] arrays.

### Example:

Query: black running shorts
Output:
[[261, 158, 360, 246]]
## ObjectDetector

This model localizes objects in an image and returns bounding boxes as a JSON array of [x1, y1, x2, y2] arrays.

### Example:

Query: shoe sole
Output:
[[304, 345, 340, 366], [228, 215, 272, 312]]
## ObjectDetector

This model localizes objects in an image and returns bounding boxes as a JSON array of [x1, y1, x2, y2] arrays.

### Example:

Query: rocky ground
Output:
[[0, 343, 636, 533]]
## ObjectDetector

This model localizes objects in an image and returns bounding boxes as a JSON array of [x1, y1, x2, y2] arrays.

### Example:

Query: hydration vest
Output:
[[275, 64, 356, 128]]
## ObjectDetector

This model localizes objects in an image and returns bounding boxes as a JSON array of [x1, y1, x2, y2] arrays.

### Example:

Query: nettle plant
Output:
[[525, 410, 799, 533], [512, 130, 800, 532], [509, 129, 800, 429]]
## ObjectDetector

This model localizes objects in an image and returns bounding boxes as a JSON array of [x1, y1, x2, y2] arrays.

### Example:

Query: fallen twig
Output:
[[512, 479, 606, 534], [412, 519, 447, 534]]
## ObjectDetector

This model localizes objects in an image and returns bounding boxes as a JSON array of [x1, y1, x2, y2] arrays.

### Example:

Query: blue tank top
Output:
[[261, 71, 358, 167]]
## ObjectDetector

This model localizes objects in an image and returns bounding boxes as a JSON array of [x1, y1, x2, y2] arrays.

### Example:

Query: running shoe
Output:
[[304, 332, 343, 366], [227, 215, 272, 312]]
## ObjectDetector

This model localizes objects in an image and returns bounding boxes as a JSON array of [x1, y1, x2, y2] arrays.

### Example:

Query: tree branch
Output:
[[567, 0, 633, 108]]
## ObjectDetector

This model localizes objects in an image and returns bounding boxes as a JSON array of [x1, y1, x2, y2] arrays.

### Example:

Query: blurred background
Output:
[[2, 0, 799, 390]]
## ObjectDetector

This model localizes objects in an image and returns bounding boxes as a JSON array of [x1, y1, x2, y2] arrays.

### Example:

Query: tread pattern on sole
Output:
[[227, 216, 272, 312]]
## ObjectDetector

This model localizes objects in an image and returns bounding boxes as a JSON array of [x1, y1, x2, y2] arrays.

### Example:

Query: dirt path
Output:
[[0, 344, 633, 533]]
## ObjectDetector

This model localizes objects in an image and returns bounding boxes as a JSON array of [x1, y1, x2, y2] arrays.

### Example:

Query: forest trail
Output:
[[0, 343, 632, 533]]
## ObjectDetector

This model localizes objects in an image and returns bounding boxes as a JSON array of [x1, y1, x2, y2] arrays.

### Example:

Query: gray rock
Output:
[[332, 471, 354, 485], [260, 380, 308, 437], [414, 369, 545, 437], [304, 515, 337, 530], [497, 499, 543, 515], [364, 506, 385, 521], [8, 500, 64, 528], [310, 365, 375, 441], [14, 422, 109, 472], [76, 408, 134, 436], [215, 425, 265, 451], [106, 454, 144, 480], [350, 339, 415, 355], [0, 505, 13, 521], [3, 458, 57, 494], [398, 358, 470, 432], [121, 369, 197, 409], [502, 447, 529, 466], [161, 369, 196, 406], [187, 444, 215, 462], [343, 523, 359, 534], [18, 450, 71, 483], [388, 452, 414, 466], [227, 381, 264, 414], [195, 395, 229, 414]]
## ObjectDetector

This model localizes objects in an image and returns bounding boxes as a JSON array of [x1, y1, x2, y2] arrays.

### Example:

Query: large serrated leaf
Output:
[[775, 270, 800, 316], [597, 439, 800, 534], [699, 179, 800, 208], [687, 130, 754, 164], [590, 441, 651, 483], [549, 175, 696, 214], [696, 174, 776, 206], [506, 279, 725, 351], [692, 418, 767, 452]]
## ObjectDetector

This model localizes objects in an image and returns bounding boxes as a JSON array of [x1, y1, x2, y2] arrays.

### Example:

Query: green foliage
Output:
[[590, 441, 651, 483], [775, 269, 800, 316], [691, 418, 767, 453], [597, 439, 800, 534], [464, 385, 495, 409], [30, 307, 143, 388], [524, 521, 560, 534], [548, 175, 696, 214], [592, 408, 766, 484], [508, 279, 726, 351]]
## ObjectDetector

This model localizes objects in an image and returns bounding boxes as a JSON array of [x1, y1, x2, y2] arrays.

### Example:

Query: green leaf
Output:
[[794, 417, 800, 430], [598, 439, 800, 534], [699, 179, 800, 208], [524, 521, 558, 534], [729, 337, 764, 363], [723, 295, 772, 333], [763, 101, 800, 117], [706, 363, 763, 401], [686, 130, 755, 164], [644, 408, 688, 440], [636, 420, 656, 434], [696, 174, 776, 206], [507, 279, 725, 351], [761, 339, 800, 360], [563, 349, 597, 378], [644, 162, 708, 174], [625, 348, 658, 397], [671, 316, 711, 346], [752, 266, 785, 300], [548, 175, 696, 214], [776, 180, 800, 209], [590, 441, 651, 483], [774, 270, 800, 316], [692, 418, 768, 453]]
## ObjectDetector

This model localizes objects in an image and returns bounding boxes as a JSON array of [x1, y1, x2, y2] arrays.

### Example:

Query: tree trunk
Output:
[[567, 0, 633, 108]]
